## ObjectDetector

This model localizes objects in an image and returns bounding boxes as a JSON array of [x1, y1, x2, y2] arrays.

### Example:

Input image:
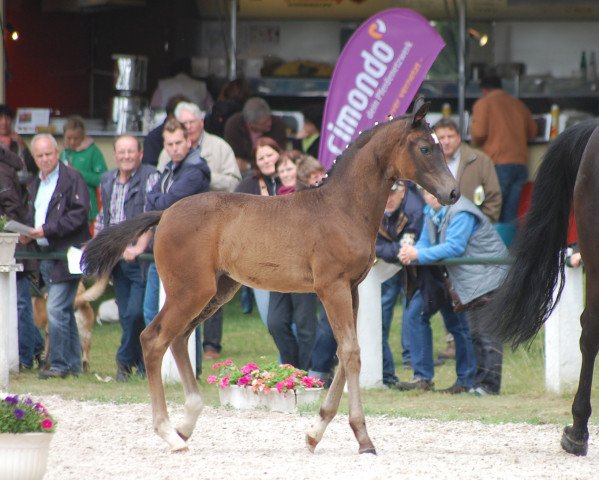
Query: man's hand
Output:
[[122, 245, 142, 262], [399, 244, 418, 265], [27, 227, 45, 239]]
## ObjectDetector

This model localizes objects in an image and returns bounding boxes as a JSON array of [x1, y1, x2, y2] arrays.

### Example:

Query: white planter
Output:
[[0, 432, 54, 480], [0, 233, 19, 265], [219, 387, 322, 413]]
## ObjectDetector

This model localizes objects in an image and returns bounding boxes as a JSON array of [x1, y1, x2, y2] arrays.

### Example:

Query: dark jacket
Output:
[[223, 112, 288, 164], [0, 148, 28, 223], [204, 99, 243, 138], [375, 182, 424, 263], [0, 148, 36, 273], [142, 122, 165, 167], [146, 148, 211, 211], [100, 164, 158, 226], [234, 173, 279, 196], [28, 162, 90, 282]]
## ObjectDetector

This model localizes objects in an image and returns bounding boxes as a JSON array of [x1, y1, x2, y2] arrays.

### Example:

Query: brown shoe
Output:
[[396, 379, 434, 391], [203, 350, 221, 360], [438, 382, 469, 394]]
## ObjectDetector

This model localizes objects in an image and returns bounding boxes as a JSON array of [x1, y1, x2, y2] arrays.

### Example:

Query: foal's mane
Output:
[[325, 113, 412, 182]]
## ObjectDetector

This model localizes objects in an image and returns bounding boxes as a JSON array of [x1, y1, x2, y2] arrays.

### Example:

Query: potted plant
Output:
[[0, 394, 56, 480], [0, 215, 20, 265], [207, 360, 324, 413]]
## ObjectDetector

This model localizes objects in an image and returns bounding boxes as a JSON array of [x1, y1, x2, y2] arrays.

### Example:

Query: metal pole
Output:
[[229, 0, 237, 80], [457, 0, 466, 137]]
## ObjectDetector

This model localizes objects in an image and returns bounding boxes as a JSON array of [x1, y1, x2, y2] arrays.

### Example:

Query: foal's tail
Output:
[[485, 119, 599, 348], [81, 211, 164, 277]]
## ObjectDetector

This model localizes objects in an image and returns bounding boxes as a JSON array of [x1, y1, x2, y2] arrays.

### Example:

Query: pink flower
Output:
[[211, 362, 223, 369], [41, 419, 53, 430], [302, 376, 314, 388], [275, 382, 284, 393], [219, 375, 230, 388], [241, 363, 258, 374], [237, 374, 252, 386], [207, 375, 218, 384], [223, 359, 234, 366]]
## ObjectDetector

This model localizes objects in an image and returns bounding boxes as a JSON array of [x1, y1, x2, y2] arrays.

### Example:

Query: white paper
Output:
[[369, 259, 402, 283], [67, 246, 83, 275], [4, 220, 35, 236]]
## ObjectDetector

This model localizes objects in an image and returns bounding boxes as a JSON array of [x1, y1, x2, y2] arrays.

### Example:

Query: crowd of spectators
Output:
[[4, 74, 537, 393]]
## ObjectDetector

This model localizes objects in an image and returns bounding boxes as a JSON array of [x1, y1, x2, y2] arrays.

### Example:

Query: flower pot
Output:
[[219, 387, 323, 413], [219, 385, 261, 410], [0, 232, 19, 265], [265, 390, 296, 414], [0, 432, 54, 480], [296, 387, 323, 408]]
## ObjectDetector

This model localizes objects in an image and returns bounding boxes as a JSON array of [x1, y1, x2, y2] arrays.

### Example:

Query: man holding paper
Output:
[[21, 134, 90, 379]]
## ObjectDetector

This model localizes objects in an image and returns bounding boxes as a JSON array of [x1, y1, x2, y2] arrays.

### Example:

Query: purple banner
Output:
[[318, 8, 445, 169]]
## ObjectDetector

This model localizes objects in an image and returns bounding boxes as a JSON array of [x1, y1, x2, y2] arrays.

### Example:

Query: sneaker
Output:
[[116, 363, 132, 383], [383, 378, 401, 389], [469, 386, 489, 396], [438, 340, 455, 360], [438, 382, 470, 394], [434, 358, 446, 367], [396, 379, 434, 391]]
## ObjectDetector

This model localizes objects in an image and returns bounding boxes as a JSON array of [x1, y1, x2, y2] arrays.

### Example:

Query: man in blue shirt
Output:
[[398, 190, 508, 394]]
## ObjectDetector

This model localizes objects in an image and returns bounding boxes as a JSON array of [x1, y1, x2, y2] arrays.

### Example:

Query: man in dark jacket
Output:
[[96, 135, 159, 381], [0, 147, 44, 370], [22, 134, 90, 379], [143, 118, 211, 327]]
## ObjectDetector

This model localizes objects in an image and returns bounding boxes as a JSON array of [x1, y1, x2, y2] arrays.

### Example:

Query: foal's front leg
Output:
[[306, 284, 375, 454]]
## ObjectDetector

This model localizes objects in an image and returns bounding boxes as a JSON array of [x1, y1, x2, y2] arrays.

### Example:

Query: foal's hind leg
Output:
[[561, 302, 599, 456], [171, 275, 240, 441], [169, 331, 204, 441]]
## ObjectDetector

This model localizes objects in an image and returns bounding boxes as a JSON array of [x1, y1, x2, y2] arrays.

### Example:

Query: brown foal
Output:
[[81, 98, 459, 453]]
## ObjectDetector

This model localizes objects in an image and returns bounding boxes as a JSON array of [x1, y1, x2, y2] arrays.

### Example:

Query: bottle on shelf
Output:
[[550, 104, 560, 140], [441, 102, 451, 118], [580, 51, 588, 81], [588, 51, 597, 82]]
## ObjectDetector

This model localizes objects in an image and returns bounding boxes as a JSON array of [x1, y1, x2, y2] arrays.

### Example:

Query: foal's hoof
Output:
[[359, 447, 377, 455], [176, 429, 189, 441], [305, 434, 318, 453], [561, 426, 588, 456], [170, 445, 189, 454]]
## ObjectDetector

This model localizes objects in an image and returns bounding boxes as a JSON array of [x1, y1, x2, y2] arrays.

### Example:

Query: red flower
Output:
[[41, 419, 53, 430]]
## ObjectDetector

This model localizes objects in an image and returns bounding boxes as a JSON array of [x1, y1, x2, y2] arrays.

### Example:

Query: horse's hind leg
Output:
[[171, 275, 240, 441], [169, 332, 204, 441], [561, 301, 599, 456]]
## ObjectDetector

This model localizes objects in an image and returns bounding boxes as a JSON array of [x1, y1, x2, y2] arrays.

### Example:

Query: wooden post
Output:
[[545, 266, 583, 393]]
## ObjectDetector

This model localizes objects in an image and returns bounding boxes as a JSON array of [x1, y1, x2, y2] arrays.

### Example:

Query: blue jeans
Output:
[[495, 164, 528, 224], [40, 261, 81, 374], [113, 260, 146, 371], [267, 292, 317, 370], [143, 262, 160, 327], [17, 274, 44, 368], [381, 271, 410, 384], [407, 289, 476, 387], [309, 307, 337, 379]]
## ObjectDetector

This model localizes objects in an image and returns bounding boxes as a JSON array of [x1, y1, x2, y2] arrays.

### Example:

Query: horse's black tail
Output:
[[81, 210, 164, 277], [484, 119, 599, 348]]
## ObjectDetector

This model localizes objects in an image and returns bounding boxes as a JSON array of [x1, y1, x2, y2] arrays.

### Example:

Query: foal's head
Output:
[[386, 98, 460, 205]]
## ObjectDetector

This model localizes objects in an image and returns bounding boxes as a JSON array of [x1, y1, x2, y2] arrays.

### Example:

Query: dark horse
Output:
[[485, 118, 599, 456], [81, 98, 459, 453]]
